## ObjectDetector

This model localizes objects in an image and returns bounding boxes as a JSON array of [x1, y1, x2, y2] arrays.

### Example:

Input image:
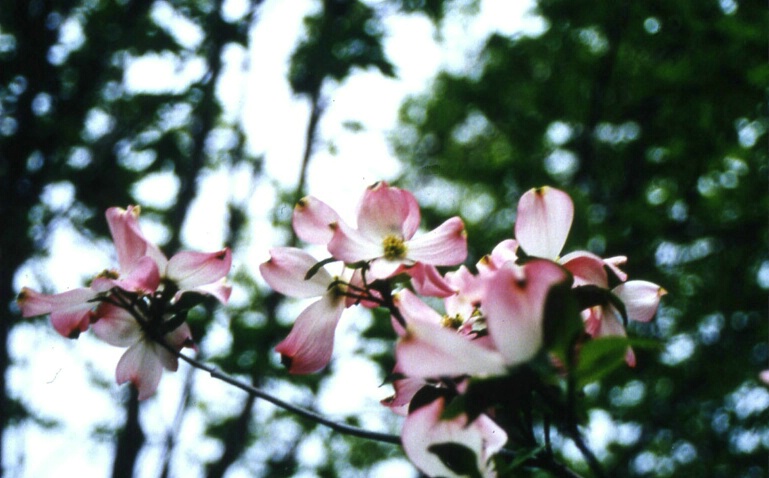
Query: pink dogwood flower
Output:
[[583, 280, 667, 366], [514, 187, 627, 286], [104, 206, 232, 303], [19, 205, 232, 399], [396, 260, 569, 379], [401, 396, 507, 478], [327, 181, 467, 279], [92, 303, 195, 400]]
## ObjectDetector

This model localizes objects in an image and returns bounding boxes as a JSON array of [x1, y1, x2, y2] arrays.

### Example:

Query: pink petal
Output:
[[166, 249, 232, 290], [407, 217, 468, 267], [560, 251, 608, 287], [357, 182, 421, 239], [514, 186, 573, 259], [112, 256, 161, 294], [393, 289, 443, 330], [582, 307, 603, 337], [327, 220, 382, 263], [368, 258, 406, 279], [396, 320, 507, 378], [144, 241, 168, 273], [444, 266, 484, 319], [17, 287, 98, 338], [115, 339, 164, 400], [483, 260, 569, 366], [476, 413, 509, 457], [184, 279, 232, 304], [381, 377, 427, 416], [401, 397, 506, 478], [603, 256, 628, 282], [17, 286, 97, 317], [92, 303, 142, 347], [275, 293, 345, 374], [106, 206, 148, 272], [407, 263, 456, 298], [160, 322, 194, 371], [479, 239, 519, 272], [293, 196, 341, 245], [49, 311, 93, 338], [613, 280, 666, 323], [259, 247, 332, 298]]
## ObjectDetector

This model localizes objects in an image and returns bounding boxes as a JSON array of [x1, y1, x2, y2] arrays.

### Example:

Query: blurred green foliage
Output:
[[392, 0, 768, 476]]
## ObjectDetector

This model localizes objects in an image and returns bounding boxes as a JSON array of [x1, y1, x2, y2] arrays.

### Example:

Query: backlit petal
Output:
[[613, 280, 666, 323], [113, 256, 161, 294], [381, 377, 427, 416], [166, 249, 232, 290], [515, 186, 573, 259], [275, 293, 345, 374], [17, 287, 97, 317], [407, 263, 456, 298], [396, 320, 507, 378], [327, 220, 382, 263], [91, 303, 142, 347], [158, 322, 193, 371], [293, 196, 341, 245], [402, 397, 505, 478], [260, 247, 332, 298], [407, 216, 468, 266], [357, 182, 421, 239], [483, 260, 568, 365], [106, 206, 148, 272], [369, 258, 406, 279], [115, 339, 163, 400], [393, 289, 443, 330], [185, 279, 232, 304], [560, 251, 608, 287]]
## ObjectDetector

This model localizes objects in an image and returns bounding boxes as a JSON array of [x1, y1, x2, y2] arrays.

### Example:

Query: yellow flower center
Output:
[[441, 314, 464, 330], [96, 269, 120, 280], [382, 234, 407, 260]]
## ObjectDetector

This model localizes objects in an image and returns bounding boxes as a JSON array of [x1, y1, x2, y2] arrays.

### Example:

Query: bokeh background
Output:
[[1, 0, 766, 477]]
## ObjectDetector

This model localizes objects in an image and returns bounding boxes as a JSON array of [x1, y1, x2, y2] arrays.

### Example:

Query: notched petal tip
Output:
[[16, 288, 30, 305], [215, 249, 229, 261], [368, 180, 386, 190], [280, 354, 293, 370]]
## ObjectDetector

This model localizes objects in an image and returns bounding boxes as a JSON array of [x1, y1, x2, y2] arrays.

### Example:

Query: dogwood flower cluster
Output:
[[16, 182, 664, 477], [262, 182, 665, 478], [18, 206, 232, 399]]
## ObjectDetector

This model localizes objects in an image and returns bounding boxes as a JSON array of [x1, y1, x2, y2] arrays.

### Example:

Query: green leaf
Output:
[[574, 337, 658, 387], [427, 442, 483, 478], [304, 257, 337, 280], [542, 280, 583, 362], [408, 386, 452, 414], [504, 445, 546, 471], [439, 394, 467, 421]]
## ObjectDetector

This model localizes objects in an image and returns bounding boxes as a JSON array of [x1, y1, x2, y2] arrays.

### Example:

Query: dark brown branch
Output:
[[159, 341, 402, 446]]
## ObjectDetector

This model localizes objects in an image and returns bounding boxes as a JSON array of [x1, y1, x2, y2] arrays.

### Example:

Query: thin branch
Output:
[[158, 340, 401, 446], [565, 368, 606, 478], [564, 423, 606, 478]]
